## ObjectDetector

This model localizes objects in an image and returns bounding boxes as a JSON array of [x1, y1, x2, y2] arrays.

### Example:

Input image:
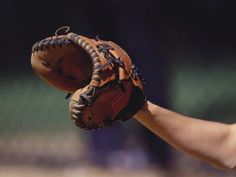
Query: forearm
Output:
[[134, 101, 236, 169]]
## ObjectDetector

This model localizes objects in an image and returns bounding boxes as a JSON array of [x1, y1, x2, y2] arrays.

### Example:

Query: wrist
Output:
[[133, 101, 159, 120]]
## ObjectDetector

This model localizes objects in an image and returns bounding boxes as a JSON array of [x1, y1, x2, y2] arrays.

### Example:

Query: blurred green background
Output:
[[0, 72, 73, 135], [1, 57, 236, 135], [170, 57, 236, 123]]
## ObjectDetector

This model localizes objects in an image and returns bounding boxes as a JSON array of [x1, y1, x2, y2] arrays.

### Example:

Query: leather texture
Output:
[[31, 27, 145, 130]]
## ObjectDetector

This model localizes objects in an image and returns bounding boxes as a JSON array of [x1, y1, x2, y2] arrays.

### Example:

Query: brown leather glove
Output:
[[31, 26, 146, 130]]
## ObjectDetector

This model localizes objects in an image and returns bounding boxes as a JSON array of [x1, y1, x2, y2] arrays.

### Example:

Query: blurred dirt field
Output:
[[0, 134, 161, 177], [1, 134, 235, 177], [0, 166, 172, 177], [0, 163, 235, 177], [0, 165, 162, 177]]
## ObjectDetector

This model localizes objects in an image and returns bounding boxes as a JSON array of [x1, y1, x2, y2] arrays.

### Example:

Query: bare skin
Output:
[[134, 101, 236, 170]]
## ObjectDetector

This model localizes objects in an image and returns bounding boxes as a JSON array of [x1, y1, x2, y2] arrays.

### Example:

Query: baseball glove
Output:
[[31, 26, 145, 130]]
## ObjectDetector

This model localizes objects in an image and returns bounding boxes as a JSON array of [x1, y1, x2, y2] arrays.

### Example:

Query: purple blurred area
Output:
[[0, 0, 236, 176]]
